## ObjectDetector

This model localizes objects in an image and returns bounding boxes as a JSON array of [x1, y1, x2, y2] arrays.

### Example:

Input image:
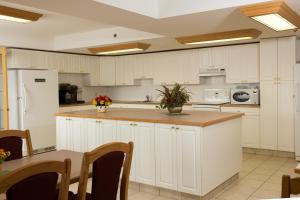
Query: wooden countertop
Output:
[[221, 103, 260, 108], [56, 108, 243, 127]]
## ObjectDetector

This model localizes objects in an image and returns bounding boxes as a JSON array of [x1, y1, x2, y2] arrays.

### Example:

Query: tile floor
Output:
[[68, 153, 300, 200], [0, 153, 299, 200]]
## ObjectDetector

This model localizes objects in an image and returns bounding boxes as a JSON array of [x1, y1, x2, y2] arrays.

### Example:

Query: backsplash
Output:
[[59, 74, 259, 102]]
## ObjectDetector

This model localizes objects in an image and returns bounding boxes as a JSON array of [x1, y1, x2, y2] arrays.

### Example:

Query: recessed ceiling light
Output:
[[0, 5, 42, 23], [176, 29, 261, 45], [240, 1, 300, 31], [88, 43, 151, 55]]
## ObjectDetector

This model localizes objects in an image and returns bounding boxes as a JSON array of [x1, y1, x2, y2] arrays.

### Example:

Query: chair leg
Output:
[[281, 175, 291, 198]]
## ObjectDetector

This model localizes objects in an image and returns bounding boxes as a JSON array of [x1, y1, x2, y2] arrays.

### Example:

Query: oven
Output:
[[230, 88, 259, 104]]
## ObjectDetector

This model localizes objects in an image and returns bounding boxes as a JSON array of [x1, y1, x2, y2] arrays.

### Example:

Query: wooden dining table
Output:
[[2, 150, 89, 184]]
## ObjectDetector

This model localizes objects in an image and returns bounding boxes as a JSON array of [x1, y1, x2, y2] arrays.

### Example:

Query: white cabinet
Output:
[[155, 124, 201, 195], [260, 37, 296, 81], [134, 122, 156, 185], [176, 125, 201, 195], [99, 57, 116, 86], [56, 117, 85, 152], [260, 81, 278, 150], [260, 38, 278, 81], [116, 121, 156, 185], [226, 44, 259, 83], [155, 124, 178, 190], [83, 57, 101, 86], [277, 81, 295, 151], [260, 36, 296, 152], [179, 50, 200, 84], [7, 49, 48, 69], [116, 121, 136, 181], [221, 107, 260, 148], [85, 118, 116, 151], [260, 81, 295, 151]]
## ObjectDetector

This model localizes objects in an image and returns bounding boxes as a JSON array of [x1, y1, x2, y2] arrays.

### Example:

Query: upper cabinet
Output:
[[198, 46, 229, 69], [99, 57, 116, 86], [260, 37, 296, 81], [226, 44, 259, 84], [7, 49, 48, 69]]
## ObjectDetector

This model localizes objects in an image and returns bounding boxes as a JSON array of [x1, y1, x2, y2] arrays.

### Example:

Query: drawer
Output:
[[221, 107, 259, 115]]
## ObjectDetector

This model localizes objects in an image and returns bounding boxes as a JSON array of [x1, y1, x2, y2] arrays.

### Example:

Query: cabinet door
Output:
[[198, 48, 211, 68], [99, 57, 116, 86], [211, 46, 228, 68], [278, 81, 295, 152], [177, 125, 201, 195], [56, 117, 68, 150], [134, 122, 156, 185], [244, 44, 259, 83], [260, 81, 278, 150], [260, 39, 278, 81], [155, 124, 177, 190], [278, 37, 296, 81], [115, 56, 135, 86], [86, 119, 102, 151], [100, 120, 117, 144], [180, 50, 200, 84], [69, 117, 84, 152], [226, 45, 242, 83], [242, 114, 260, 148], [116, 121, 136, 181]]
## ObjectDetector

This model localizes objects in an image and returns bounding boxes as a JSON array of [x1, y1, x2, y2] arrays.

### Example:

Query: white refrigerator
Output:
[[8, 69, 59, 152], [295, 64, 300, 160]]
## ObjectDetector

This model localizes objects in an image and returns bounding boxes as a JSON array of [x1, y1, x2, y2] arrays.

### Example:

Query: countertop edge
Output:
[[55, 112, 244, 127]]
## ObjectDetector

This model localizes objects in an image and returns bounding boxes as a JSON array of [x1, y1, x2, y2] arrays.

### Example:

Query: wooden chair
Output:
[[0, 130, 33, 160], [73, 142, 134, 200], [281, 175, 300, 198], [0, 159, 71, 200]]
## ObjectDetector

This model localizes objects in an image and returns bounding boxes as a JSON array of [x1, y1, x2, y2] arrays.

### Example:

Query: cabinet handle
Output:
[[175, 127, 180, 130], [96, 120, 102, 123], [171, 126, 175, 129]]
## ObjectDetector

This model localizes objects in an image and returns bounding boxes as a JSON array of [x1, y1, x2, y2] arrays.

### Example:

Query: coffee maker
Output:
[[59, 83, 78, 104]]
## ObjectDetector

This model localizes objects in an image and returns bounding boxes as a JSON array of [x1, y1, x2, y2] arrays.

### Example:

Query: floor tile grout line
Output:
[[246, 157, 289, 200], [215, 155, 272, 199]]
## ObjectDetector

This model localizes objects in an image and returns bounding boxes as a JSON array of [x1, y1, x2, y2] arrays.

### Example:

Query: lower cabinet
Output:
[[85, 118, 117, 151], [56, 117, 240, 197], [56, 117, 85, 152], [155, 124, 201, 195], [221, 107, 260, 148], [116, 121, 156, 186]]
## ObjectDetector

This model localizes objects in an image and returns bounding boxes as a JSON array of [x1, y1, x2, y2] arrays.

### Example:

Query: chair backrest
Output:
[[0, 159, 71, 200], [281, 175, 300, 198], [0, 130, 33, 160], [77, 142, 134, 200]]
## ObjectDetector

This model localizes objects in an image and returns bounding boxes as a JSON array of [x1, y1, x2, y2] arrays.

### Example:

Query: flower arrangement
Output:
[[92, 95, 112, 113], [0, 149, 10, 164], [157, 83, 190, 114]]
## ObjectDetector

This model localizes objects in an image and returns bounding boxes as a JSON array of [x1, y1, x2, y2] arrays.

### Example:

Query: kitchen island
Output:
[[56, 108, 243, 198]]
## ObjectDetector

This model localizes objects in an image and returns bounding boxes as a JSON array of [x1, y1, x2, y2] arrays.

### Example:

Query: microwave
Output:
[[230, 88, 259, 104]]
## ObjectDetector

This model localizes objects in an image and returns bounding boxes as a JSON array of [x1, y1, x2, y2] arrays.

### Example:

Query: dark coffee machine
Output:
[[59, 83, 78, 104]]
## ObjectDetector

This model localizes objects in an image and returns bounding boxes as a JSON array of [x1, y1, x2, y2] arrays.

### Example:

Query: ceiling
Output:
[[1, 0, 300, 54]]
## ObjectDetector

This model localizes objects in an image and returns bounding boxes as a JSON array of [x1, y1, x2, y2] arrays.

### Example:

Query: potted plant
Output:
[[0, 149, 10, 171], [157, 83, 190, 114], [92, 95, 112, 113]]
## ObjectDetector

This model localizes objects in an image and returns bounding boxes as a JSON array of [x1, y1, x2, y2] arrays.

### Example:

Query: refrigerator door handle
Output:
[[22, 83, 28, 114]]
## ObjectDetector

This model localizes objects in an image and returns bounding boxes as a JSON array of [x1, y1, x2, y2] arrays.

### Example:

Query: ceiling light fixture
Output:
[[240, 1, 300, 31], [176, 29, 261, 45], [88, 42, 151, 55], [0, 5, 42, 23]]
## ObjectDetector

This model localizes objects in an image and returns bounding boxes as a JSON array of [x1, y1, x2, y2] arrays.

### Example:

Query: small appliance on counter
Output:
[[59, 83, 79, 104], [192, 88, 230, 111], [230, 87, 259, 104]]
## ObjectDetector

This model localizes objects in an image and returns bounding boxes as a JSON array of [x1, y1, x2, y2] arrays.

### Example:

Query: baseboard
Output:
[[243, 147, 295, 158]]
